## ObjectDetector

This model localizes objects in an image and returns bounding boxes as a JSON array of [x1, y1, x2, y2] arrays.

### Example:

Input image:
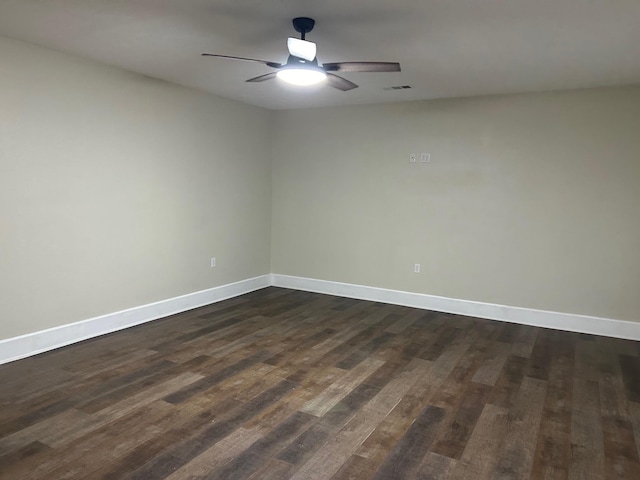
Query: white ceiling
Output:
[[1, 0, 639, 110]]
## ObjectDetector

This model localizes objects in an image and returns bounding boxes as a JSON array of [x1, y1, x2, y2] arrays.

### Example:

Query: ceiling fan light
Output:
[[287, 37, 317, 62], [277, 68, 326, 86]]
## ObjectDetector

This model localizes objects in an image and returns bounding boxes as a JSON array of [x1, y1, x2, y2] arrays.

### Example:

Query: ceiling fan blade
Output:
[[202, 54, 283, 69], [246, 72, 278, 83], [326, 73, 358, 91], [322, 62, 401, 73]]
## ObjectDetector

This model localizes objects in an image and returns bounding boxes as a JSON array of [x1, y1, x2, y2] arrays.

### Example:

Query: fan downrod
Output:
[[292, 17, 315, 40]]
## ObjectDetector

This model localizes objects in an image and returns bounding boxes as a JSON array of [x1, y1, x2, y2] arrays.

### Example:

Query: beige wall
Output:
[[2, 34, 639, 343], [0, 36, 272, 339], [271, 87, 640, 322]]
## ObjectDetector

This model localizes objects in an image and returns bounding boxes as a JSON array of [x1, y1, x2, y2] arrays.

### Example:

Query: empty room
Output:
[[1, 1, 640, 479]]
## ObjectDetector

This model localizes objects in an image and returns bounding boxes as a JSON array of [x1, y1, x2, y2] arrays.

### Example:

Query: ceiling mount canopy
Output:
[[202, 17, 401, 91], [291, 17, 315, 40]]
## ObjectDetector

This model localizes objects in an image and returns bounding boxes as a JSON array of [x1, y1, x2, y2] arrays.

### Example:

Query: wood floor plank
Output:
[[0, 440, 51, 472], [81, 397, 242, 480], [57, 350, 167, 396], [0, 367, 75, 404], [286, 358, 432, 480], [75, 359, 180, 414], [246, 458, 297, 480], [355, 338, 478, 466], [628, 401, 640, 467], [2, 401, 174, 480], [602, 416, 640, 479], [301, 357, 385, 417], [201, 411, 314, 480], [0, 397, 78, 438], [25, 372, 201, 454], [1, 287, 638, 479], [330, 454, 380, 480], [598, 340, 640, 479], [619, 354, 640, 403], [369, 405, 445, 479], [489, 376, 547, 480], [125, 379, 298, 479], [530, 335, 574, 480], [488, 354, 528, 409], [0, 408, 93, 456], [162, 351, 271, 405], [163, 426, 264, 479], [510, 325, 538, 358], [527, 330, 553, 381], [449, 403, 510, 480], [430, 382, 491, 460], [276, 383, 381, 467], [384, 310, 420, 334], [471, 340, 510, 386], [574, 337, 601, 382], [335, 332, 394, 370], [568, 378, 605, 480], [238, 367, 348, 439], [415, 452, 457, 480], [44, 423, 164, 480]]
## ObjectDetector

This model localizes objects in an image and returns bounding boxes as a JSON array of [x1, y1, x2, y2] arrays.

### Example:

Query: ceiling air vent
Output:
[[383, 85, 412, 91]]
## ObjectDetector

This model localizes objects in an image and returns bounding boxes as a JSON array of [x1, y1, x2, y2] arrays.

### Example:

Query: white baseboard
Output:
[[3, 272, 638, 365], [271, 274, 640, 341], [0, 275, 271, 365]]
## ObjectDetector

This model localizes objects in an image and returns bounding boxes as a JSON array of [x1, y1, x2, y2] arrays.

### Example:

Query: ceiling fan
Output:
[[202, 17, 401, 91]]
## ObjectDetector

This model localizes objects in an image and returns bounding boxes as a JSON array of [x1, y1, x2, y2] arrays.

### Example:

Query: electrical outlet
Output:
[[414, 263, 421, 273], [210, 257, 216, 268], [409, 153, 416, 163], [421, 153, 431, 163]]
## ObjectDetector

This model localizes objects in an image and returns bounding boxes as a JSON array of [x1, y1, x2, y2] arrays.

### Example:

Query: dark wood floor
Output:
[[1, 287, 639, 479]]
